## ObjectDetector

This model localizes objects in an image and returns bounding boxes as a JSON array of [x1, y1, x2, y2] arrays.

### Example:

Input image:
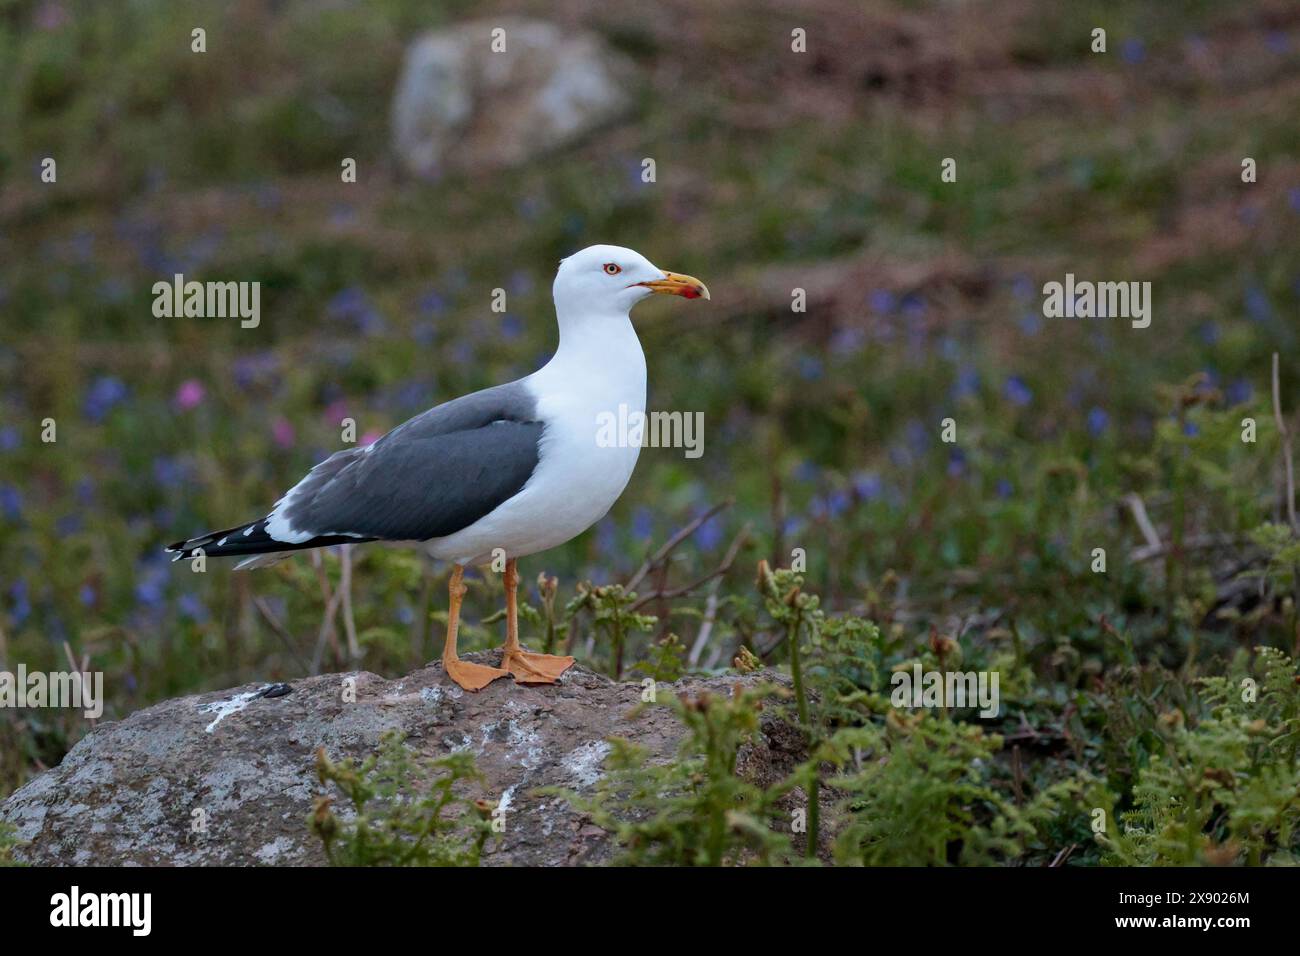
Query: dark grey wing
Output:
[[280, 380, 544, 541]]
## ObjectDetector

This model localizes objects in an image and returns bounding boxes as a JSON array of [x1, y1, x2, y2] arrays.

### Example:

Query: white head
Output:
[[552, 244, 709, 320]]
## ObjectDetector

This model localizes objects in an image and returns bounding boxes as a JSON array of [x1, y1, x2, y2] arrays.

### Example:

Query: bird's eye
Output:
[[603, 263, 622, 275]]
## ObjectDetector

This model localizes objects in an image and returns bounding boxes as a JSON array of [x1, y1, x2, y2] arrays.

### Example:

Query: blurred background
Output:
[[1, 0, 1299, 797]]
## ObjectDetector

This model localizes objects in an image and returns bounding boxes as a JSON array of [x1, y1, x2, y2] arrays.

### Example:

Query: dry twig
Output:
[[1273, 352, 1296, 531], [253, 596, 309, 672], [625, 499, 734, 592]]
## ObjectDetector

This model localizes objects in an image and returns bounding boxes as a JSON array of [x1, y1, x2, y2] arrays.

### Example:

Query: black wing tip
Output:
[[166, 537, 198, 558], [164, 520, 372, 562], [164, 522, 257, 560]]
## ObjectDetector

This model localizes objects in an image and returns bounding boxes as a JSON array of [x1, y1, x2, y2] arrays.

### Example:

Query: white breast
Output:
[[425, 314, 647, 566]]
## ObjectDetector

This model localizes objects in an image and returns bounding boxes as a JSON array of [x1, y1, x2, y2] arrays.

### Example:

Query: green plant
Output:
[[0, 821, 25, 867], [630, 632, 688, 683], [549, 685, 800, 866], [565, 582, 658, 680], [309, 730, 494, 867], [830, 714, 1096, 866], [534, 572, 564, 654], [755, 560, 823, 856], [1099, 647, 1300, 865]]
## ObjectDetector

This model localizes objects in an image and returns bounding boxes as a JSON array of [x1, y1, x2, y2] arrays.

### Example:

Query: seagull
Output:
[[167, 245, 709, 691]]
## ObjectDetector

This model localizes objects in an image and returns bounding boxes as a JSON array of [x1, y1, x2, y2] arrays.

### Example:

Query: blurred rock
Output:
[[392, 18, 636, 176], [1, 656, 797, 866]]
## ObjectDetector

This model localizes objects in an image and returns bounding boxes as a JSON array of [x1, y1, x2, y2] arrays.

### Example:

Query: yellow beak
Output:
[[636, 272, 710, 300]]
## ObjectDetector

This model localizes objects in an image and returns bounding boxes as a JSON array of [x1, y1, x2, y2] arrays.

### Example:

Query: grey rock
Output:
[[1, 655, 798, 866], [392, 18, 636, 176]]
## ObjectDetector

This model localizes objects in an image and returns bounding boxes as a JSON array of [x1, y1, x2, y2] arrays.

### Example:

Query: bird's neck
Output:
[[537, 309, 647, 408]]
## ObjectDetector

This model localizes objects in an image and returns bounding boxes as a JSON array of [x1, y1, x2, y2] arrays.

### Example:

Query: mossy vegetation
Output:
[[309, 730, 495, 867]]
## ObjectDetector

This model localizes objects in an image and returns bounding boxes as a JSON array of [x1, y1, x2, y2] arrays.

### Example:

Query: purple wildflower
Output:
[[632, 507, 654, 540], [1120, 38, 1145, 63], [869, 289, 897, 314], [1003, 376, 1033, 407], [84, 376, 128, 423], [0, 485, 22, 520], [9, 579, 31, 627]]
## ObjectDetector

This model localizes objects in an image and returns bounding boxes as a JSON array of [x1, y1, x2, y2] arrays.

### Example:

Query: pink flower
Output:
[[324, 399, 349, 424], [271, 417, 295, 449], [174, 379, 205, 411], [359, 429, 383, 447]]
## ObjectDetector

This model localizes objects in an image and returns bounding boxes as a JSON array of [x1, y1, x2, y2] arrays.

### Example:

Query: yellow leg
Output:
[[442, 564, 508, 691], [500, 558, 574, 684]]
